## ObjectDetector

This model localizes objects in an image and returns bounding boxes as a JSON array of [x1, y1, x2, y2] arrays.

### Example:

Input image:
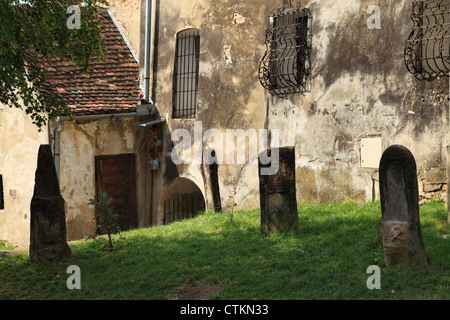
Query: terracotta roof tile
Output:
[[38, 8, 142, 116]]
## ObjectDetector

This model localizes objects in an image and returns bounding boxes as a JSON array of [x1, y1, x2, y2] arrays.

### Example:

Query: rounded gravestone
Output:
[[379, 145, 427, 268]]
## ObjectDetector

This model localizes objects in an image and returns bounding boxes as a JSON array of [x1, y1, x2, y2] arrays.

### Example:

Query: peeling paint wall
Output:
[[108, 0, 142, 63], [0, 103, 49, 248], [49, 118, 153, 241], [146, 0, 270, 222], [284, 0, 449, 204], [144, 0, 449, 219]]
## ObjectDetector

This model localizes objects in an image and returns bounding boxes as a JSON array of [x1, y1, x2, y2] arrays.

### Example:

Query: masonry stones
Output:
[[379, 145, 427, 268], [30, 145, 71, 262]]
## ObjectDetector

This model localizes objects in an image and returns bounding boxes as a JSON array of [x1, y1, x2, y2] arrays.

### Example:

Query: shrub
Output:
[[88, 189, 120, 249]]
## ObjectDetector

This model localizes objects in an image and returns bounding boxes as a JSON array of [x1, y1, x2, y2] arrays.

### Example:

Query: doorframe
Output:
[[94, 153, 138, 231]]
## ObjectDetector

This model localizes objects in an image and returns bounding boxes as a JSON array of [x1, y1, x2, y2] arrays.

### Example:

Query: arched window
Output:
[[172, 29, 200, 118]]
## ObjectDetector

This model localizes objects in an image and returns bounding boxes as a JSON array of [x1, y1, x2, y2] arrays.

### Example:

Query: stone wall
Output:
[[0, 103, 49, 248], [144, 0, 448, 221], [3, 1, 447, 246], [48, 117, 153, 241]]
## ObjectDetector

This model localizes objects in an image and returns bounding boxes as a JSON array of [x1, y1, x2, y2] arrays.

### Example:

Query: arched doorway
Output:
[[160, 178, 205, 225]]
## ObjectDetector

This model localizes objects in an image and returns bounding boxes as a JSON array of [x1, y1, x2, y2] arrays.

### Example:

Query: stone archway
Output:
[[159, 178, 205, 225]]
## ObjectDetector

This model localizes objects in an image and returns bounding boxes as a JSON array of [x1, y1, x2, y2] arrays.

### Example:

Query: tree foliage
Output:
[[0, 0, 108, 129]]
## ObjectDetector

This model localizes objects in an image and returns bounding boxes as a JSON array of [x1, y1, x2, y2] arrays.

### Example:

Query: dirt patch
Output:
[[0, 249, 25, 258], [171, 282, 221, 300]]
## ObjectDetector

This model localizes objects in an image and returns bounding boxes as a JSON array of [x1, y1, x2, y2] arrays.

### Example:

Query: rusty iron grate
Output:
[[259, 1, 312, 97], [405, 0, 450, 81]]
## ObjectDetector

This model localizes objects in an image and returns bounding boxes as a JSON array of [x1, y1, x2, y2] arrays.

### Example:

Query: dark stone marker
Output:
[[202, 148, 222, 213], [258, 147, 298, 235], [30, 145, 71, 262], [209, 160, 222, 213], [379, 145, 427, 268]]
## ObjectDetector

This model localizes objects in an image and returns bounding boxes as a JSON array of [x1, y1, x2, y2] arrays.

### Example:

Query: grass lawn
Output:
[[0, 200, 449, 300], [0, 241, 15, 251]]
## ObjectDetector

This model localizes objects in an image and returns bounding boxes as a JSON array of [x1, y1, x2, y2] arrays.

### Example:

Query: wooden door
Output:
[[95, 154, 137, 231]]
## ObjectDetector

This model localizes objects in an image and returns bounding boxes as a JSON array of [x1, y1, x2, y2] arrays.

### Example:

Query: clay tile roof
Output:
[[38, 8, 142, 116]]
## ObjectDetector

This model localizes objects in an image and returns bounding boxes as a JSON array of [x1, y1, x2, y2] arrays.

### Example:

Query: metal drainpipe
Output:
[[371, 170, 379, 202], [57, 110, 155, 122], [54, 121, 64, 183], [144, 0, 157, 226], [144, 0, 152, 103]]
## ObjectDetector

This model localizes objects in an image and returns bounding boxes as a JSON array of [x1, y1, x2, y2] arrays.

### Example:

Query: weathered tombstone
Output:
[[30, 145, 71, 262], [379, 145, 427, 268], [258, 147, 298, 235]]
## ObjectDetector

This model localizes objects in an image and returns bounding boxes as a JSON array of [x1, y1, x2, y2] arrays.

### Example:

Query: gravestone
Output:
[[30, 145, 71, 262], [379, 145, 427, 268], [258, 147, 298, 235]]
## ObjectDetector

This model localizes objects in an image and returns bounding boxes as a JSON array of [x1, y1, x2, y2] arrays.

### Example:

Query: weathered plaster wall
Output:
[[108, 0, 141, 64], [278, 0, 449, 204], [150, 0, 270, 221], [0, 104, 49, 248], [146, 0, 449, 222], [49, 117, 152, 240]]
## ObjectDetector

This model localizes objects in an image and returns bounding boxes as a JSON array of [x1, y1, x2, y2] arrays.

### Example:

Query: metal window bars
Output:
[[173, 29, 200, 118], [404, 0, 450, 81], [259, 2, 312, 97], [163, 192, 205, 225]]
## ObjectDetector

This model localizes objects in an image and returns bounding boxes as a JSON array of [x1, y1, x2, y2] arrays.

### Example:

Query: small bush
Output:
[[88, 189, 120, 249]]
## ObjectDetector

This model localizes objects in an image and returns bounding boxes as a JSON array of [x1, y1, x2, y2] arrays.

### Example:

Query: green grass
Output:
[[0, 241, 15, 251], [0, 200, 449, 300]]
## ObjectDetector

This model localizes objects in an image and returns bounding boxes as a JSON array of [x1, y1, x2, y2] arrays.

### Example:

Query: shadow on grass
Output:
[[0, 201, 448, 300]]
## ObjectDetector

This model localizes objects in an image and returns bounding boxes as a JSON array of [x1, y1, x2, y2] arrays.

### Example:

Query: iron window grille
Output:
[[172, 29, 200, 119], [0, 175, 4, 210], [163, 192, 205, 225], [404, 0, 450, 81], [259, 1, 312, 97]]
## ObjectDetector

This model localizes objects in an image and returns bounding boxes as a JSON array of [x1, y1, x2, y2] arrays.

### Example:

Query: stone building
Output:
[[1, 7, 155, 246], [135, 0, 449, 225], [0, 101, 49, 248], [1, 0, 448, 247], [43, 8, 159, 241]]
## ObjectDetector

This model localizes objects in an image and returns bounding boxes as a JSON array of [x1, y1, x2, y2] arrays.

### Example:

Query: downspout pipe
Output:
[[143, 0, 153, 104], [143, 0, 158, 227], [54, 121, 64, 183], [56, 109, 156, 122]]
